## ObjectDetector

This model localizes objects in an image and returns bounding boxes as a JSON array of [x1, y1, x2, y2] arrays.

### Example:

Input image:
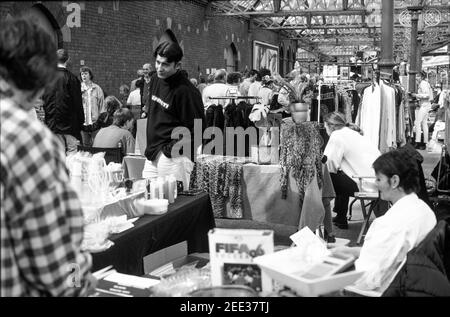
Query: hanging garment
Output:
[[190, 155, 245, 218], [395, 85, 406, 146], [280, 119, 323, 201], [379, 81, 397, 153], [359, 84, 381, 149], [350, 90, 360, 123]]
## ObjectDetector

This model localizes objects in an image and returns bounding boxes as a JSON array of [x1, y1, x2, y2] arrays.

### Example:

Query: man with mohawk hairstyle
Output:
[[142, 29, 205, 190]]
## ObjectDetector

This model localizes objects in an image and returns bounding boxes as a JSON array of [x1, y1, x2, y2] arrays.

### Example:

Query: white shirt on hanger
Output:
[[354, 193, 436, 292], [323, 127, 381, 192], [359, 84, 381, 148]]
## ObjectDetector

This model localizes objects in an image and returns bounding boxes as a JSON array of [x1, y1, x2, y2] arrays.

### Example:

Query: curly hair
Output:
[[0, 18, 57, 95], [372, 150, 420, 194]]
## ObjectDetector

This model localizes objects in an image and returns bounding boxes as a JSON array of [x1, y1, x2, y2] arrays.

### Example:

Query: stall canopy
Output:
[[206, 0, 450, 61]]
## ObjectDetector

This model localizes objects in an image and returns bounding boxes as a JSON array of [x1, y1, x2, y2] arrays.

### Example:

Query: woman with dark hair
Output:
[[331, 150, 437, 293], [323, 112, 381, 229], [80, 66, 104, 146], [81, 95, 122, 135]]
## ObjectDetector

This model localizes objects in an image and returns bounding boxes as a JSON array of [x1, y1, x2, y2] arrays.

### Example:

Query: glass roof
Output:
[[209, 0, 449, 58]]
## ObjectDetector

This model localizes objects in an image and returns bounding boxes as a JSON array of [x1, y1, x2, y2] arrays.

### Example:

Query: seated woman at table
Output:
[[93, 107, 135, 155], [323, 112, 381, 229], [332, 150, 437, 293]]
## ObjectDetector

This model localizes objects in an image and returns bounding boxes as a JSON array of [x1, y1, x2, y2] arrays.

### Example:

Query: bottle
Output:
[[156, 177, 165, 199], [167, 174, 177, 202], [70, 161, 83, 199]]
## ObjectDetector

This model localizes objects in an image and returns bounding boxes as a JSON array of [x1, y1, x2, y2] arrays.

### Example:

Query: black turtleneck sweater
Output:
[[144, 71, 205, 162]]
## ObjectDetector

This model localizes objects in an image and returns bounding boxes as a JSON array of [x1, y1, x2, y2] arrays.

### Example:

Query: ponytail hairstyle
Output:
[[324, 112, 363, 135], [104, 95, 122, 123]]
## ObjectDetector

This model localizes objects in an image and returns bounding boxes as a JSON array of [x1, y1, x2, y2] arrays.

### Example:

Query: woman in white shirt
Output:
[[323, 112, 381, 229], [332, 150, 437, 293]]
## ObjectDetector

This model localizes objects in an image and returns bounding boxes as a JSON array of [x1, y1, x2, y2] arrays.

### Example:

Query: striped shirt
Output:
[[1, 99, 92, 296]]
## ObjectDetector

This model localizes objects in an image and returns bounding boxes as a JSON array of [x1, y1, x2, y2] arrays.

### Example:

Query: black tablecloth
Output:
[[91, 193, 215, 275]]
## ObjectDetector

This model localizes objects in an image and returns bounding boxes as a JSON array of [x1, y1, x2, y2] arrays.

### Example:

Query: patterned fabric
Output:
[[1, 99, 92, 296], [190, 155, 247, 218], [280, 119, 323, 201]]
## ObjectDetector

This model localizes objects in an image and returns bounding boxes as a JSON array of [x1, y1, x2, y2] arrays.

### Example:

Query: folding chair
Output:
[[77, 145, 124, 165], [348, 176, 380, 245]]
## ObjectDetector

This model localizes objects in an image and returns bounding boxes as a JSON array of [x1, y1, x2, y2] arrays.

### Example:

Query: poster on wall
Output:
[[253, 41, 279, 75]]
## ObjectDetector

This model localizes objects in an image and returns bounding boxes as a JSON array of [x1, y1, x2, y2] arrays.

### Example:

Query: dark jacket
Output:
[[397, 143, 432, 208], [81, 112, 114, 133], [382, 219, 450, 297], [145, 71, 205, 162], [42, 67, 84, 139], [136, 71, 156, 110]]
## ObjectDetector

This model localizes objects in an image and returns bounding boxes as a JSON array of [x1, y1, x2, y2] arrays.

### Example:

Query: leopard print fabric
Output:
[[190, 155, 244, 218], [280, 119, 323, 201]]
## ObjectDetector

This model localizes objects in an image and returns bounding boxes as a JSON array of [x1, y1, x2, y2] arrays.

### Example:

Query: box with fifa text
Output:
[[208, 228, 274, 294]]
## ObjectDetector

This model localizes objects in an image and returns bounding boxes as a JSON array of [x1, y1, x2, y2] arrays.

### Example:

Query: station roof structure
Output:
[[205, 0, 450, 59]]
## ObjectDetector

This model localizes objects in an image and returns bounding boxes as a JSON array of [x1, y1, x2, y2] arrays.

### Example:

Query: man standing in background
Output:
[[136, 63, 154, 118], [411, 71, 434, 150], [42, 49, 84, 154]]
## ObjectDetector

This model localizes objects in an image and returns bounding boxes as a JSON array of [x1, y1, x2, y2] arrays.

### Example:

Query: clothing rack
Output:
[[208, 96, 261, 105], [317, 80, 356, 121]]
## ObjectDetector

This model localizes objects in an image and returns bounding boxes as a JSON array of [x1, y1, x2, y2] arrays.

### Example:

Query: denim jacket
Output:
[[81, 82, 104, 124]]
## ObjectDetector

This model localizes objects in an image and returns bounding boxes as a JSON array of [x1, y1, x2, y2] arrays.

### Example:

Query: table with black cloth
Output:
[[91, 193, 215, 275]]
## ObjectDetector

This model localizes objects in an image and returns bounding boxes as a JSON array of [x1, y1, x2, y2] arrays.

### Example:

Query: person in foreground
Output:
[[0, 17, 95, 296], [332, 150, 437, 293]]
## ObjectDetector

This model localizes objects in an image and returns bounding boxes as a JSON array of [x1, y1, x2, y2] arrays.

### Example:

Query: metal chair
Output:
[[77, 144, 124, 165], [347, 176, 380, 245]]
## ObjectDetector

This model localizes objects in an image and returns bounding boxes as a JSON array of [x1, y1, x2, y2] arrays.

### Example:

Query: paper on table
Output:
[[104, 271, 160, 289], [289, 227, 330, 262]]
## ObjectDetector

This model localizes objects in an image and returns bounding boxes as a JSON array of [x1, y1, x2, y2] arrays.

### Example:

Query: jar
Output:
[[290, 102, 309, 123]]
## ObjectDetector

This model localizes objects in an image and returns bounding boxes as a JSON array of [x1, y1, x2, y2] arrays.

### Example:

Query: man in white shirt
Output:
[[411, 71, 434, 150], [127, 87, 142, 106], [248, 68, 271, 104], [201, 69, 229, 108], [239, 69, 258, 96]]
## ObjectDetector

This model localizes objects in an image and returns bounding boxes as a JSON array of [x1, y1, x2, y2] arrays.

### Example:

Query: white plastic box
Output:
[[254, 247, 364, 297]]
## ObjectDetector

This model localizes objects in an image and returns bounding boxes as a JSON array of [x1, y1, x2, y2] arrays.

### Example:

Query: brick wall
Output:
[[0, 1, 297, 96]]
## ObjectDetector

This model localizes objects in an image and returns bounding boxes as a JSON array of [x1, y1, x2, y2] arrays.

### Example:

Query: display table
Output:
[[91, 193, 215, 275], [121, 155, 335, 232], [241, 163, 335, 232]]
